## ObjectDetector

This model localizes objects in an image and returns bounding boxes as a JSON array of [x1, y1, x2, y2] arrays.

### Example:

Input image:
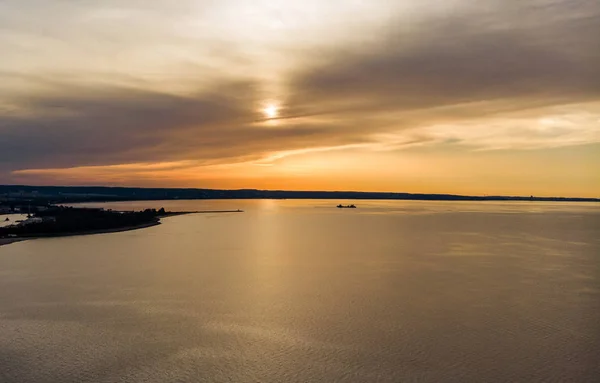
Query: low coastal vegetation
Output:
[[0, 206, 169, 238]]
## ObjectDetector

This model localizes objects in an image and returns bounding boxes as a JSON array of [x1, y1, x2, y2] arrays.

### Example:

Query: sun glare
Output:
[[264, 105, 278, 119]]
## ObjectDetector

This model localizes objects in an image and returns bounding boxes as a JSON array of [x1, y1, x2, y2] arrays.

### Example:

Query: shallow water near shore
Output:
[[1, 200, 599, 382]]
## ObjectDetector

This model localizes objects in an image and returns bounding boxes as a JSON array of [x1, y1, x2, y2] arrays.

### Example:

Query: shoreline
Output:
[[0, 238, 28, 246], [0, 210, 244, 247], [0, 221, 161, 247]]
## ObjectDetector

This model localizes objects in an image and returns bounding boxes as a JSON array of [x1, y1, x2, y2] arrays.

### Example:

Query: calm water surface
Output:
[[1, 200, 599, 382]]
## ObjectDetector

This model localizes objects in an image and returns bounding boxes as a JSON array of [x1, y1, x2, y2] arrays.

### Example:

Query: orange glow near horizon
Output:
[[11, 141, 600, 198]]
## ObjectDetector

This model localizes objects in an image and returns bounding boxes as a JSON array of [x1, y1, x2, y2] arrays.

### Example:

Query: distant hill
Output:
[[1, 185, 598, 203]]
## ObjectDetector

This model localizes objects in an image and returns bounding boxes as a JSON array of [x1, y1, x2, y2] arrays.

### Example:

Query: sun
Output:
[[263, 104, 278, 119]]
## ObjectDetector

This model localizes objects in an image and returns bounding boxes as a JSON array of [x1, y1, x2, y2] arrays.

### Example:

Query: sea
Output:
[[1, 199, 599, 382]]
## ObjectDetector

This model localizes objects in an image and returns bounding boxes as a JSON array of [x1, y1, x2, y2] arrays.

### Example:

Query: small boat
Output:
[[337, 204, 357, 208]]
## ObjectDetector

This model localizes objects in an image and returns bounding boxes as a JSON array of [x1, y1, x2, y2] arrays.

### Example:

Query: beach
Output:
[[0, 237, 27, 247]]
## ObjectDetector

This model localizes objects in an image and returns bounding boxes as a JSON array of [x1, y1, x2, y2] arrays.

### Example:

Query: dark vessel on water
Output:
[[337, 204, 356, 208]]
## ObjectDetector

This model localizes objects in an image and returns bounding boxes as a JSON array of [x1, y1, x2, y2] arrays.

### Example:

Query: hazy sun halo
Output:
[[264, 105, 278, 119]]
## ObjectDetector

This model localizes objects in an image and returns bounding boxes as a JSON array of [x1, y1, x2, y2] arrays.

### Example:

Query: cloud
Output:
[[0, 80, 254, 167], [0, 78, 374, 180], [1, 0, 599, 185], [282, 0, 600, 151], [289, 1, 600, 113], [375, 102, 600, 151]]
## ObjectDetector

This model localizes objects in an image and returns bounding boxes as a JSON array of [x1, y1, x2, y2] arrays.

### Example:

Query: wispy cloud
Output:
[[0, 0, 598, 192]]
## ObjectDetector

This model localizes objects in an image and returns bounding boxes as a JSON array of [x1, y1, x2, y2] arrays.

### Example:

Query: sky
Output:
[[0, 0, 599, 196]]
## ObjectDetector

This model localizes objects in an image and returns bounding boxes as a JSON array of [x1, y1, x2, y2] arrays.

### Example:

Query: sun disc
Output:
[[264, 105, 278, 119]]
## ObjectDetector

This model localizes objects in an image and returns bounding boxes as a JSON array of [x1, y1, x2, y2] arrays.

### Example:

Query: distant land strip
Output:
[[1, 185, 598, 203]]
